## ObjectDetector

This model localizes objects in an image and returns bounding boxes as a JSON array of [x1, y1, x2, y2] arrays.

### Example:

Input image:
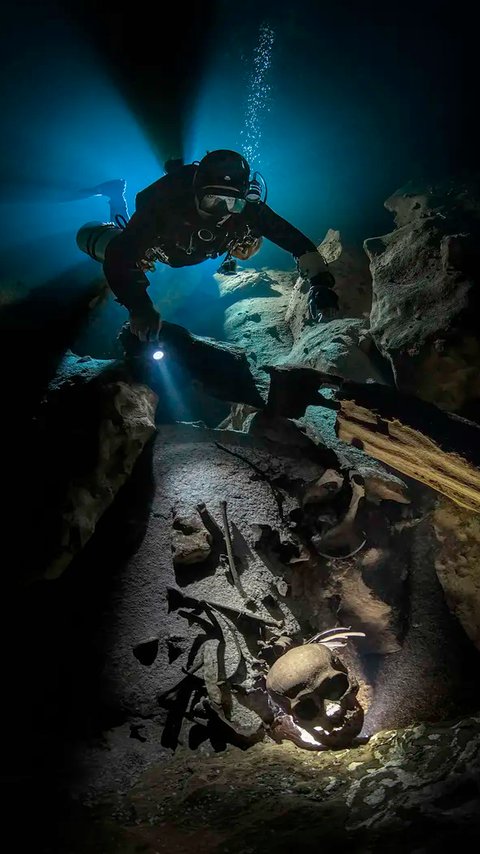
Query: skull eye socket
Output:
[[322, 673, 349, 700], [293, 698, 319, 721]]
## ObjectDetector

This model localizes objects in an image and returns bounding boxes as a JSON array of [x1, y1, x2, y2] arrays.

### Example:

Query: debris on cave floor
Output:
[[47, 419, 480, 808], [171, 509, 214, 566], [60, 714, 480, 854], [6, 176, 480, 854]]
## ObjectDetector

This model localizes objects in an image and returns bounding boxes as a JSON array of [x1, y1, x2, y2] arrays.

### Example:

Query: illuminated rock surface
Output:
[[433, 498, 480, 650], [367, 177, 480, 414], [285, 229, 372, 338], [58, 714, 480, 852]]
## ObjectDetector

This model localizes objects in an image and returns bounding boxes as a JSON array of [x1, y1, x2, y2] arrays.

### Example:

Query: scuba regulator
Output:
[[245, 171, 267, 204], [214, 161, 267, 275]]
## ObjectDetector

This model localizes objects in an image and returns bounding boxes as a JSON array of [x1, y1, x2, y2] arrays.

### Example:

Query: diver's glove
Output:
[[307, 271, 338, 322], [129, 304, 162, 342]]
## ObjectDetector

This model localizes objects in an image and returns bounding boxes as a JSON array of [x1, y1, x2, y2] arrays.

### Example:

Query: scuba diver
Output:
[[76, 149, 338, 341]]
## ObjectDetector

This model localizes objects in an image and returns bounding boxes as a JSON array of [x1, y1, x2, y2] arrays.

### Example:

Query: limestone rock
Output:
[[224, 293, 293, 374], [367, 177, 480, 413], [171, 511, 213, 565], [280, 317, 387, 384], [119, 320, 266, 410], [37, 353, 157, 579], [384, 176, 480, 228], [433, 498, 480, 651], [215, 268, 294, 303], [90, 714, 480, 852], [218, 269, 295, 378], [286, 228, 372, 342], [221, 262, 383, 389]]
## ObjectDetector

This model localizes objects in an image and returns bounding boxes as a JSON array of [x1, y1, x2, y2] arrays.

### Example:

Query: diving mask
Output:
[[198, 192, 247, 215]]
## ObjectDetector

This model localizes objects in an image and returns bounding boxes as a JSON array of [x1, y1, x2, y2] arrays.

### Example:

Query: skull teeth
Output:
[[325, 702, 342, 717]]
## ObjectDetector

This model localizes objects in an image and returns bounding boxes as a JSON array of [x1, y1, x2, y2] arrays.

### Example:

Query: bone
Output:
[[306, 626, 366, 646], [202, 638, 224, 711], [220, 500, 246, 598], [302, 469, 345, 506], [312, 475, 367, 559], [266, 643, 363, 749], [167, 587, 283, 628]]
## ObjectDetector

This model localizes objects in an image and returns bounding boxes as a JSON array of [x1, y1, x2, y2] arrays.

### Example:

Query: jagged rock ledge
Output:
[[264, 365, 480, 514], [71, 713, 480, 853]]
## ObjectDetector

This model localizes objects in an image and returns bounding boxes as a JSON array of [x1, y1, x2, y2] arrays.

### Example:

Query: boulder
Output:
[[367, 177, 480, 413], [223, 293, 293, 374], [171, 511, 213, 565], [433, 498, 480, 651], [279, 317, 387, 384], [29, 352, 157, 580], [215, 268, 294, 303], [286, 228, 372, 342]]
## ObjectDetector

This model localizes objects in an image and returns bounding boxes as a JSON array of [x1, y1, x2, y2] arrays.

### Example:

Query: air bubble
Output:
[[239, 23, 275, 166]]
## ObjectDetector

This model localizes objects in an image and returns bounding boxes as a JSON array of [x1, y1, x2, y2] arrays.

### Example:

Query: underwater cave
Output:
[[1, 0, 480, 851]]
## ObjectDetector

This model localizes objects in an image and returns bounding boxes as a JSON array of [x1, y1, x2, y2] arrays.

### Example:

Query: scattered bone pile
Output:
[[136, 423, 417, 755]]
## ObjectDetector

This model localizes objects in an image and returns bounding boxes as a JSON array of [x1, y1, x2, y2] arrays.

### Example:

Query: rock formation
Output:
[[367, 178, 480, 414], [5, 177, 480, 852], [73, 713, 480, 854]]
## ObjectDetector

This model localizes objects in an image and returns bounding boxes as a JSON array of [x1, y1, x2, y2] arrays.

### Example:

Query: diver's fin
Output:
[[81, 179, 127, 199], [70, 179, 129, 223]]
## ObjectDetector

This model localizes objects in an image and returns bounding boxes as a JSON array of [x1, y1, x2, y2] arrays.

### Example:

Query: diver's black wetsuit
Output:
[[103, 164, 321, 313]]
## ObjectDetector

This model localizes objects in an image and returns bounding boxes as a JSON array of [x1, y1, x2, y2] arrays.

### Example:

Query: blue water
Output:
[[0, 0, 476, 357], [239, 23, 275, 169]]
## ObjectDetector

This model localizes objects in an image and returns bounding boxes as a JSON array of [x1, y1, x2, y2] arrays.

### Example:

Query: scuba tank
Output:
[[76, 221, 122, 263]]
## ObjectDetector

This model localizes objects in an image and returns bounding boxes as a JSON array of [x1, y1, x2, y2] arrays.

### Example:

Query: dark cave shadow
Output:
[[13, 362, 137, 586], [158, 616, 233, 751], [162, 695, 255, 753], [230, 521, 253, 567], [174, 608, 216, 635], [1, 260, 122, 588], [2, 436, 157, 782], [250, 526, 294, 578], [187, 715, 257, 753], [368, 338, 396, 386], [0, 259, 106, 421], [362, 512, 480, 733], [159, 675, 204, 750]]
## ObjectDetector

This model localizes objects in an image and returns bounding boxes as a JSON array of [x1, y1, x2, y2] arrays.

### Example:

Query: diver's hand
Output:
[[307, 271, 338, 322], [129, 306, 162, 342]]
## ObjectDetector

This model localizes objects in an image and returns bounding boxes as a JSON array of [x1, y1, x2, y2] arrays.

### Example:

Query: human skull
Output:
[[266, 644, 361, 746]]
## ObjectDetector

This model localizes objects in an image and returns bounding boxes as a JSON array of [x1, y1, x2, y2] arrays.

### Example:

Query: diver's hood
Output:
[[194, 149, 251, 197]]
